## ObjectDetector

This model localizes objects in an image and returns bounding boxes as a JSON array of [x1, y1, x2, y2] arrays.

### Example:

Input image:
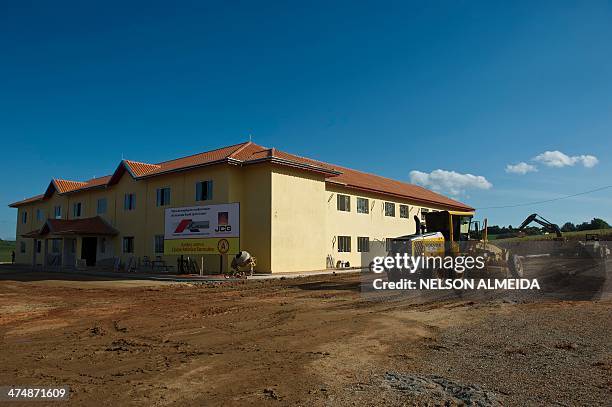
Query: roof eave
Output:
[[9, 196, 45, 208]]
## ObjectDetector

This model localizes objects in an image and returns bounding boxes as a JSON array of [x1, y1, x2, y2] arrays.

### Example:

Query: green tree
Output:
[[589, 218, 610, 230], [561, 222, 576, 232]]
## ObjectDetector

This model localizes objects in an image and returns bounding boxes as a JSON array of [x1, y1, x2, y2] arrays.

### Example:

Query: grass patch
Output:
[[0, 240, 16, 262]]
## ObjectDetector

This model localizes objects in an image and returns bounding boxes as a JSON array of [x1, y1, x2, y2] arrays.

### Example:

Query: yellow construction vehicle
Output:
[[386, 210, 523, 279]]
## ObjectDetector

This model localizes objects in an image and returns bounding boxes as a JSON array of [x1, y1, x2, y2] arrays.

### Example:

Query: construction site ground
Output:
[[1, 263, 610, 406]]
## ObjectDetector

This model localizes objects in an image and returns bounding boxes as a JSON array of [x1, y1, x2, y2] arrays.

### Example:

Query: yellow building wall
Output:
[[105, 164, 236, 272], [270, 166, 327, 272], [14, 206, 31, 264], [13, 163, 274, 273], [12, 161, 467, 274], [14, 192, 68, 265], [325, 184, 451, 268], [235, 164, 272, 273]]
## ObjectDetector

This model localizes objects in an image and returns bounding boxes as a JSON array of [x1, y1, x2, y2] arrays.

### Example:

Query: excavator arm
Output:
[[517, 213, 563, 238]]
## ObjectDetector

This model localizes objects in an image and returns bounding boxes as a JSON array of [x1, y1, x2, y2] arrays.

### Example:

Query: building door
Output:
[[81, 237, 97, 267]]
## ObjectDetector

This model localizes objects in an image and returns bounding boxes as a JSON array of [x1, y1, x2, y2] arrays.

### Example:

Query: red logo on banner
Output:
[[174, 219, 192, 233]]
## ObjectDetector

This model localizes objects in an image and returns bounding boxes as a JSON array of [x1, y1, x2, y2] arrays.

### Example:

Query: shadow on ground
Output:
[[292, 280, 362, 292]]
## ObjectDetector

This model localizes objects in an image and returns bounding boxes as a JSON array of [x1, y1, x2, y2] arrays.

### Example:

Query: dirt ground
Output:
[[0, 267, 610, 406]]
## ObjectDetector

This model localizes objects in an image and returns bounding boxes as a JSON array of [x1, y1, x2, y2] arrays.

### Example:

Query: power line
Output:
[[476, 185, 612, 210]]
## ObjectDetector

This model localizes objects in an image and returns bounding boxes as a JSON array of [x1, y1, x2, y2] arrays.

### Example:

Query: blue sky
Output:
[[1, 0, 611, 239]]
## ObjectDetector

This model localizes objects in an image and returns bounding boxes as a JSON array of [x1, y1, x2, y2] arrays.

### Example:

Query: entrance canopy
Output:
[[22, 216, 118, 238]]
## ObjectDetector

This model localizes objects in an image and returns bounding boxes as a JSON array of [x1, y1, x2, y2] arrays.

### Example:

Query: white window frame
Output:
[[385, 238, 394, 252], [156, 187, 171, 207], [337, 194, 351, 212], [73, 202, 82, 218], [356, 197, 369, 214], [196, 180, 213, 201], [97, 198, 107, 215], [357, 236, 369, 253], [122, 236, 134, 253], [384, 202, 395, 217], [337, 236, 351, 252], [400, 204, 409, 219], [124, 193, 136, 211]]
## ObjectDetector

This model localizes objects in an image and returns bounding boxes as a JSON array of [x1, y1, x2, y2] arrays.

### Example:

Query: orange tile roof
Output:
[[84, 175, 112, 188], [11, 194, 45, 207], [245, 148, 472, 210], [157, 143, 246, 171], [22, 216, 118, 237], [53, 179, 89, 193], [9, 141, 473, 211], [123, 160, 161, 177]]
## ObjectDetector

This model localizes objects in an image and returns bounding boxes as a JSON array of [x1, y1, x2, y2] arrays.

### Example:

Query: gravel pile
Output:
[[385, 372, 503, 406]]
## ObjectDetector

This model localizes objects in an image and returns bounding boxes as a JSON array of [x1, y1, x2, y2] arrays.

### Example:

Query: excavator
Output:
[[385, 211, 608, 282], [385, 210, 524, 280], [515, 213, 609, 259], [516, 213, 563, 239]]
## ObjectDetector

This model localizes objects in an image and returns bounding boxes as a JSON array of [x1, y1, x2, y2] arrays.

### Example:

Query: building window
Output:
[[156, 187, 171, 207], [154, 235, 164, 254], [36, 209, 43, 222], [400, 204, 409, 219], [54, 205, 62, 219], [385, 202, 395, 217], [386, 238, 394, 252], [123, 237, 134, 253], [20, 241, 26, 253], [36, 240, 42, 253], [357, 198, 369, 214], [22, 211, 27, 224], [73, 202, 82, 218], [337, 236, 351, 252], [124, 193, 136, 211], [357, 237, 369, 253], [97, 198, 107, 215], [100, 238, 106, 254], [337, 194, 350, 212], [420, 208, 430, 221], [51, 239, 61, 254], [196, 180, 213, 201]]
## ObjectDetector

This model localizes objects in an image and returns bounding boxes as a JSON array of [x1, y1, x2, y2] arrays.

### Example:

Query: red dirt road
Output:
[[0, 268, 610, 406]]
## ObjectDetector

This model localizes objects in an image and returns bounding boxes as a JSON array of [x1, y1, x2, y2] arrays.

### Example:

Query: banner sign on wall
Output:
[[164, 203, 240, 255]]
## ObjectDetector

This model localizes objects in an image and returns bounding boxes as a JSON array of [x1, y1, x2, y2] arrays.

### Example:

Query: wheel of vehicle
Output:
[[508, 253, 524, 278]]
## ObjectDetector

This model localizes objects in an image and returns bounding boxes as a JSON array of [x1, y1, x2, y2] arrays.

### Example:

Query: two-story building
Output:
[[9, 141, 473, 273]]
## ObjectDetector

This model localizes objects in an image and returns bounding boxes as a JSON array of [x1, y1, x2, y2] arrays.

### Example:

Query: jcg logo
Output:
[[215, 225, 232, 232]]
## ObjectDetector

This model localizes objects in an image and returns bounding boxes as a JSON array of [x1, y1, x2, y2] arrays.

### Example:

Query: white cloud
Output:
[[409, 169, 492, 195], [578, 155, 599, 168], [533, 150, 599, 168], [505, 162, 538, 175]]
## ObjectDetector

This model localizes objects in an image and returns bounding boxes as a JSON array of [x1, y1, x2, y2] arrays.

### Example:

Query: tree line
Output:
[[487, 217, 610, 237]]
